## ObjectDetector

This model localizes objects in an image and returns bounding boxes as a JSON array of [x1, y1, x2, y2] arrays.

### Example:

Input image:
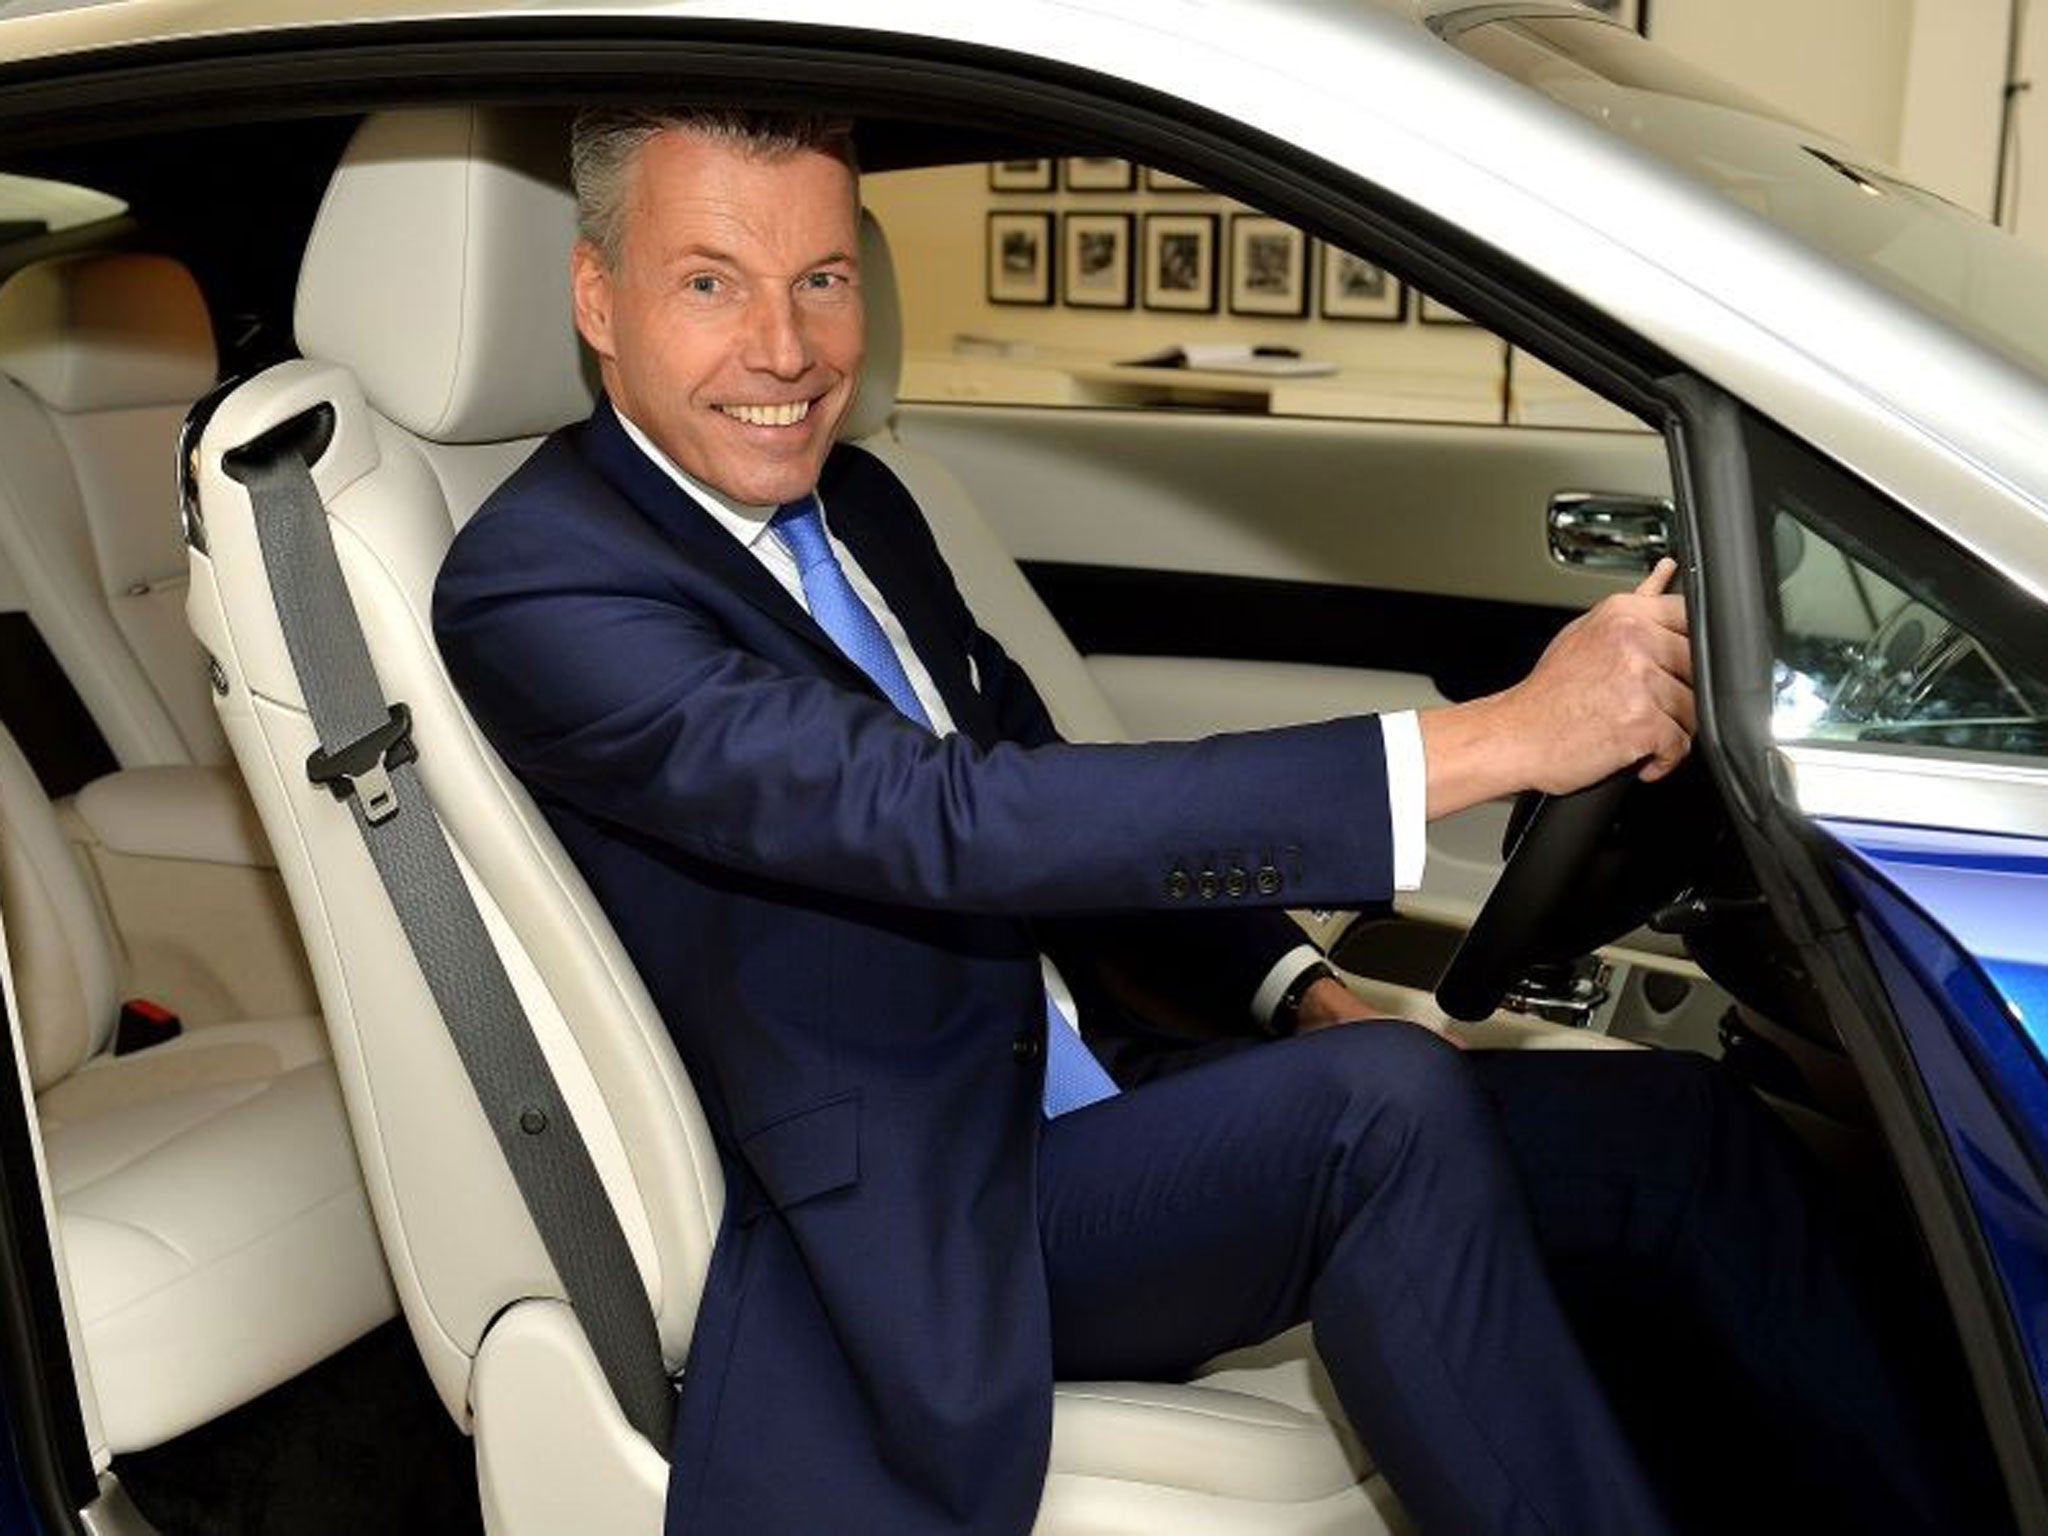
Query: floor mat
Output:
[[114, 1322, 484, 1536]]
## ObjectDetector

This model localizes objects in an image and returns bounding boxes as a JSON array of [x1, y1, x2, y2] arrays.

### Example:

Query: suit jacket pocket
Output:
[[735, 1091, 860, 1225]]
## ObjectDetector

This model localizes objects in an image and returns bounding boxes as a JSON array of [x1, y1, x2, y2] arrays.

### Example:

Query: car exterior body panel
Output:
[[1824, 818, 2048, 1094], [1, 0, 2044, 607], [1832, 847, 2048, 1418], [0, 1400, 40, 1536]]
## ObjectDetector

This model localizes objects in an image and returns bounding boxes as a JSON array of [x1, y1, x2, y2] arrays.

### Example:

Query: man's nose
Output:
[[742, 289, 811, 378]]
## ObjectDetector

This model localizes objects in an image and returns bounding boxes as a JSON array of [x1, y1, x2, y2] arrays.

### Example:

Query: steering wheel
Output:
[[1434, 759, 1717, 1022]]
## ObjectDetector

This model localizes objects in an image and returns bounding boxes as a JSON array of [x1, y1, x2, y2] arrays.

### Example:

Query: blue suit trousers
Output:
[[1039, 1028, 1986, 1535]]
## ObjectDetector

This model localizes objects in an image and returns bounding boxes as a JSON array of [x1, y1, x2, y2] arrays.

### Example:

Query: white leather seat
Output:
[[0, 713, 393, 1452], [835, 212, 1128, 747], [186, 106, 1440, 1534], [0, 252, 234, 768]]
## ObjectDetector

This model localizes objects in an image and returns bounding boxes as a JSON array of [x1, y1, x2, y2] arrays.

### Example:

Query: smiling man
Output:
[[432, 107, 1985, 1536], [569, 123, 863, 507]]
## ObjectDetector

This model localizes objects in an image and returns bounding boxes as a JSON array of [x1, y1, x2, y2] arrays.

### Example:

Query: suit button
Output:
[[1256, 864, 1282, 895], [1013, 1032, 1043, 1064], [1166, 869, 1191, 900], [1225, 866, 1248, 898], [1197, 869, 1219, 900]]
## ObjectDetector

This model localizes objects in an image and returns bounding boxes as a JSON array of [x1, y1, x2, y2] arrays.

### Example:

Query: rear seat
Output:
[[0, 251, 231, 768], [1, 714, 394, 1451], [0, 251, 394, 1452]]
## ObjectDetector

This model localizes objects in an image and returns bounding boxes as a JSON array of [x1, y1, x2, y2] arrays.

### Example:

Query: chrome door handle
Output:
[[1547, 493, 1673, 571]]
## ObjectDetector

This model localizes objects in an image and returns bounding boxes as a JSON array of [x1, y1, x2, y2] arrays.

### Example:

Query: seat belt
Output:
[[221, 406, 675, 1448]]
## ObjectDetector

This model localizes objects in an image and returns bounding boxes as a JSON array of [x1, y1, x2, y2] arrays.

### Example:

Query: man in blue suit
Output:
[[433, 109, 1981, 1536]]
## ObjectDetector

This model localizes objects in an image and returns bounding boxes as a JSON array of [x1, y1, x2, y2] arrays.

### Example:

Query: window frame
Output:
[[1669, 378, 2048, 1525]]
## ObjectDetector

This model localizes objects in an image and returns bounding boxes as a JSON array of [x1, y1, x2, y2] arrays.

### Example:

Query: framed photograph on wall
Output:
[[987, 159, 1056, 193], [1580, 0, 1643, 33], [1227, 215, 1309, 317], [1064, 156, 1137, 192], [1144, 166, 1205, 193], [1319, 248, 1403, 322], [1419, 294, 1475, 326], [1141, 213, 1218, 313], [1062, 212, 1135, 308], [986, 212, 1055, 306]]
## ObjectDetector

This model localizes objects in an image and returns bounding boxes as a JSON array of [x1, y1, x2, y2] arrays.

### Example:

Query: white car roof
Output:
[[4, 0, 2044, 593]]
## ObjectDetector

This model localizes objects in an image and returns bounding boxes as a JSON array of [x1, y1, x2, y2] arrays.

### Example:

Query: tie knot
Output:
[[772, 496, 832, 572]]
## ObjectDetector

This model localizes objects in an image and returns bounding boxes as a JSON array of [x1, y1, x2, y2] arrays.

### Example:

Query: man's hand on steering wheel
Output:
[[1418, 557, 1694, 816], [1420, 558, 1708, 1022]]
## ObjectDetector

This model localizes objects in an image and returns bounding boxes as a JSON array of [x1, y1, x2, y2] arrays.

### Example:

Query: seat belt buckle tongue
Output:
[[306, 702, 417, 825]]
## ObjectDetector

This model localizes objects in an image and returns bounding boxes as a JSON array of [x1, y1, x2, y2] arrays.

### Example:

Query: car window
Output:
[[0, 171, 124, 247], [863, 160, 1644, 431], [1759, 421, 2048, 762]]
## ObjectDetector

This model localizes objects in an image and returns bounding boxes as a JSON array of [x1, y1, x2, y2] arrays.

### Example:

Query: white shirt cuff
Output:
[[1250, 944, 1326, 1030], [1382, 709, 1426, 892]]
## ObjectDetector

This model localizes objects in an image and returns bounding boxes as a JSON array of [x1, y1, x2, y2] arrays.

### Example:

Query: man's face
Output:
[[572, 129, 863, 507]]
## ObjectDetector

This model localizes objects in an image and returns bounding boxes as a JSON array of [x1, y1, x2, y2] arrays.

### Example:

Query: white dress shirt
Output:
[[616, 412, 1425, 1031]]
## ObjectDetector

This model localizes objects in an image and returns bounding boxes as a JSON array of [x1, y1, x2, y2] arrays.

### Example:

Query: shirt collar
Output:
[[612, 406, 824, 553]]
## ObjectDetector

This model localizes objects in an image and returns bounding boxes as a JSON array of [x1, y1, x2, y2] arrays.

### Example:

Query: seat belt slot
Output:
[[305, 703, 415, 824], [114, 998, 183, 1056]]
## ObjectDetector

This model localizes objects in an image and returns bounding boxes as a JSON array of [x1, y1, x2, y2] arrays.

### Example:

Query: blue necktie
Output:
[[772, 497, 1119, 1117]]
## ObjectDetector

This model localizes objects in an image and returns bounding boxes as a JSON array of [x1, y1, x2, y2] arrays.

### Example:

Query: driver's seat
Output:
[[189, 106, 1415, 1535]]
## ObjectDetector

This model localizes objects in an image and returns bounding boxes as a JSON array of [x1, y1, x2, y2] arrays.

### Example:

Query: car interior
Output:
[[0, 75, 2008, 1536]]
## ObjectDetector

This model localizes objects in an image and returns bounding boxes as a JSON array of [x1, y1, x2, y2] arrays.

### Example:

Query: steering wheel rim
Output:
[[1433, 769, 1636, 1023]]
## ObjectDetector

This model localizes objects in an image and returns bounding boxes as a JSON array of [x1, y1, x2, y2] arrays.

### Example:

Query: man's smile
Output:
[[715, 398, 815, 428]]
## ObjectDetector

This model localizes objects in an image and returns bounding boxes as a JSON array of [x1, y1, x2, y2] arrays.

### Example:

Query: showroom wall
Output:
[[2021, 7, 2048, 246], [1653, 0, 2048, 255], [864, 0, 2042, 425], [863, 161, 1513, 415], [1648, 0, 2020, 221]]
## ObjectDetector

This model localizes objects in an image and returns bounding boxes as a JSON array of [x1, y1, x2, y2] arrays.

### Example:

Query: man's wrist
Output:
[[1270, 959, 1337, 1035], [1293, 975, 1373, 1034], [1416, 691, 1530, 820]]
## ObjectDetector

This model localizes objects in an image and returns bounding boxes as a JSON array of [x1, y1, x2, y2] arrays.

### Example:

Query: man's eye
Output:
[[685, 274, 721, 295], [801, 271, 846, 291]]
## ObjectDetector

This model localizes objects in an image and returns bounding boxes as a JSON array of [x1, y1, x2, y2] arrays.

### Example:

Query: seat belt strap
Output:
[[222, 409, 675, 1448]]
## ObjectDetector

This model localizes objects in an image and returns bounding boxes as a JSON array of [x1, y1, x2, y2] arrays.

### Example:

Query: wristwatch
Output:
[[1271, 959, 1337, 1036]]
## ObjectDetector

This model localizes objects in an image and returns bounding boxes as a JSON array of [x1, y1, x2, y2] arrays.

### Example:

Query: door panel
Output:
[[1085, 654, 1510, 926], [895, 402, 1671, 932], [894, 405, 1668, 606], [1086, 656, 1443, 740]]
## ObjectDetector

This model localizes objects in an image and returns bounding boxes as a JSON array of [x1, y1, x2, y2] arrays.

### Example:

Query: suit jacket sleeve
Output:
[[434, 451, 1398, 923], [959, 612, 1323, 1028]]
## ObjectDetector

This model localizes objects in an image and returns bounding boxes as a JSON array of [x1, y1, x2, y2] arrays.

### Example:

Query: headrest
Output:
[[0, 253, 217, 413], [295, 108, 596, 444], [297, 107, 903, 447], [842, 209, 902, 443]]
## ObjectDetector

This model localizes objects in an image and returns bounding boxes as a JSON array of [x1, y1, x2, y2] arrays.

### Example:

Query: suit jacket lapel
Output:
[[580, 404, 989, 737], [579, 401, 877, 692]]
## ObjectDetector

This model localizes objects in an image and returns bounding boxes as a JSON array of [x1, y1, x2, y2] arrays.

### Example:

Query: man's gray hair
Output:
[[570, 106, 859, 268]]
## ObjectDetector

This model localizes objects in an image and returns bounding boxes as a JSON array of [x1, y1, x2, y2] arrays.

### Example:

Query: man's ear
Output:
[[570, 239, 617, 363]]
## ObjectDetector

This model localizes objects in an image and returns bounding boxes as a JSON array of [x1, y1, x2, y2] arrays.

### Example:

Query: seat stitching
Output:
[[49, 1079, 274, 1182], [1053, 1388, 1315, 1430], [62, 1210, 193, 1268], [73, 1186, 370, 1328]]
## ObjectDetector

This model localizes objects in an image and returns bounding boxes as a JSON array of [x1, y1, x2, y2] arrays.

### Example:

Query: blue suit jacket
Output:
[[432, 401, 1398, 1534]]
